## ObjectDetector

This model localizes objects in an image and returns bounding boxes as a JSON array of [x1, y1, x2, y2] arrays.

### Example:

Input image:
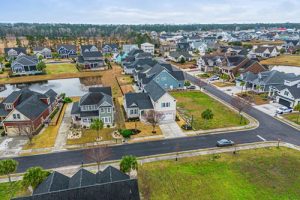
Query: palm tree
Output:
[[90, 119, 104, 141], [294, 104, 300, 124], [0, 159, 18, 198], [120, 155, 138, 175], [23, 167, 50, 191], [201, 109, 214, 128]]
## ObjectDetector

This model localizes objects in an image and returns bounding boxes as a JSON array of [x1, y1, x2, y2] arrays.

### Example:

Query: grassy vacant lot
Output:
[[23, 104, 67, 150], [46, 63, 78, 74], [260, 55, 300, 67], [116, 76, 133, 85], [212, 81, 235, 87], [171, 91, 248, 130], [138, 147, 300, 200], [242, 40, 284, 46], [283, 113, 300, 125], [0, 181, 30, 200], [66, 128, 114, 145], [237, 92, 269, 105]]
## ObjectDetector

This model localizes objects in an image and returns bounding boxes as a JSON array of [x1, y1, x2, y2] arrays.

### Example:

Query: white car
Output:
[[276, 106, 293, 114]]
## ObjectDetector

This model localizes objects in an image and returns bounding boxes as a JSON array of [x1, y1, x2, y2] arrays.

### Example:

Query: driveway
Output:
[[160, 122, 185, 138], [0, 136, 28, 158], [254, 103, 282, 117]]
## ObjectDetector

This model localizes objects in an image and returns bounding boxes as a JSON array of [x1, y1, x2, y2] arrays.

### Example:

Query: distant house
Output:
[[123, 58, 157, 75], [11, 55, 41, 75], [190, 41, 207, 55], [2, 88, 58, 136], [123, 44, 139, 54], [115, 52, 128, 64], [254, 46, 279, 58], [71, 87, 114, 127], [168, 51, 193, 62], [4, 47, 26, 60], [102, 44, 119, 54], [176, 42, 190, 51], [33, 47, 52, 59], [141, 43, 155, 55], [220, 56, 249, 78], [56, 44, 77, 58], [197, 55, 224, 72], [159, 43, 177, 57], [124, 81, 176, 123], [77, 45, 105, 70], [13, 166, 140, 200]]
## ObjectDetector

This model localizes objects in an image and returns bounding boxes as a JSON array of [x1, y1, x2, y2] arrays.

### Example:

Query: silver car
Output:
[[216, 139, 235, 147]]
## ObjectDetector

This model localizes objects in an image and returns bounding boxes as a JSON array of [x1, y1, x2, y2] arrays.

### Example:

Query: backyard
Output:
[[171, 91, 248, 130], [138, 147, 300, 200], [260, 55, 300, 67], [46, 63, 78, 74]]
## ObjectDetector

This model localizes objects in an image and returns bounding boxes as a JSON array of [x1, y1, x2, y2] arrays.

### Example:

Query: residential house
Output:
[[102, 44, 119, 54], [254, 46, 279, 58], [159, 43, 177, 57], [190, 41, 207, 55], [77, 45, 105, 70], [239, 70, 297, 92], [197, 55, 224, 72], [124, 81, 176, 123], [269, 76, 300, 107], [123, 58, 157, 75], [123, 44, 139, 54], [115, 52, 128, 64], [33, 47, 52, 59], [220, 56, 249, 78], [168, 51, 193, 63], [71, 87, 114, 127], [135, 63, 185, 91], [11, 55, 41, 75], [13, 166, 140, 200], [1, 88, 58, 136], [176, 42, 190, 51], [4, 47, 26, 60], [56, 44, 77, 58], [141, 42, 155, 55]]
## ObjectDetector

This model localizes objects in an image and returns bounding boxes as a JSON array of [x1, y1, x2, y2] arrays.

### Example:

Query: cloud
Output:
[[0, 0, 299, 24]]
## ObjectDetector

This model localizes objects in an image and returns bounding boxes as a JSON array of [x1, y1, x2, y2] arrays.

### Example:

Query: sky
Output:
[[1, 0, 300, 24]]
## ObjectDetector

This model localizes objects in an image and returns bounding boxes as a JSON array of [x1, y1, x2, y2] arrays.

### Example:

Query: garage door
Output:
[[162, 113, 174, 122], [279, 98, 291, 107]]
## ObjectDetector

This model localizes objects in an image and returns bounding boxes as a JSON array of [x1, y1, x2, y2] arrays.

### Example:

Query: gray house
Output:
[[11, 55, 41, 75], [4, 47, 27, 60], [124, 93, 153, 119], [71, 87, 114, 127], [33, 47, 52, 59], [57, 45, 77, 58]]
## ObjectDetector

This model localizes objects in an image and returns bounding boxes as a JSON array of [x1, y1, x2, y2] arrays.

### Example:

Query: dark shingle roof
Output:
[[171, 71, 185, 81], [69, 169, 96, 189], [96, 166, 130, 184], [33, 172, 69, 195], [44, 89, 58, 104], [88, 87, 112, 96], [57, 44, 76, 51], [124, 93, 153, 110], [169, 51, 192, 59], [79, 87, 113, 106], [82, 51, 102, 58], [13, 55, 38, 66], [144, 81, 166, 101], [3, 91, 21, 104], [4, 47, 26, 55]]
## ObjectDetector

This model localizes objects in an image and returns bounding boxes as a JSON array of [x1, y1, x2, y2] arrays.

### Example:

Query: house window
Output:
[[102, 117, 111, 123], [13, 114, 16, 119], [100, 108, 105, 113], [107, 108, 111, 113], [17, 114, 20, 119]]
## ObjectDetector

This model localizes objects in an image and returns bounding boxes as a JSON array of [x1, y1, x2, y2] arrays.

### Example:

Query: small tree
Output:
[[184, 81, 191, 87], [90, 119, 104, 140], [240, 81, 246, 93], [15, 125, 35, 145], [180, 57, 186, 64], [201, 109, 214, 128], [36, 61, 46, 72], [230, 96, 252, 124], [120, 155, 138, 175], [0, 159, 18, 198], [143, 110, 165, 133], [294, 104, 300, 124], [85, 145, 112, 172], [23, 167, 50, 190], [38, 55, 44, 61]]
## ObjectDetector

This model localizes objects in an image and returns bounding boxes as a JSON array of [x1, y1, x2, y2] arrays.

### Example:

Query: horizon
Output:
[[1, 0, 300, 24]]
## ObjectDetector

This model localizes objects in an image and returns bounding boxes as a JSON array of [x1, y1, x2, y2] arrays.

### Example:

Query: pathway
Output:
[[159, 122, 185, 138], [53, 103, 72, 151]]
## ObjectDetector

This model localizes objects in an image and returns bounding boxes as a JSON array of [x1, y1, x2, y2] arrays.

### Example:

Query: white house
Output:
[[141, 43, 155, 55], [33, 47, 52, 59], [123, 44, 139, 54], [254, 46, 279, 58]]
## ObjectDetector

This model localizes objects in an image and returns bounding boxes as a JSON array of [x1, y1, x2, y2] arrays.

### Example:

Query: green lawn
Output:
[[283, 113, 300, 125], [138, 147, 300, 200], [171, 91, 248, 130], [46, 63, 78, 75], [0, 181, 30, 200]]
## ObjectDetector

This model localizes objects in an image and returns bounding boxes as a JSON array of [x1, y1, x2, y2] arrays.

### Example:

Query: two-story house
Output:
[[77, 45, 105, 70], [1, 88, 58, 136], [33, 47, 52, 59], [102, 44, 119, 54], [4, 47, 27, 61], [168, 51, 193, 63], [122, 44, 139, 54], [124, 81, 176, 123], [71, 87, 114, 127], [141, 43, 155, 55], [57, 45, 77, 58], [254, 46, 279, 58], [11, 55, 41, 75]]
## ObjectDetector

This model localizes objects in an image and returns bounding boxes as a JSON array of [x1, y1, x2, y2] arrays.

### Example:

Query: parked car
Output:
[[209, 75, 219, 81], [187, 85, 196, 90], [276, 106, 293, 114], [216, 139, 235, 147], [181, 124, 193, 130]]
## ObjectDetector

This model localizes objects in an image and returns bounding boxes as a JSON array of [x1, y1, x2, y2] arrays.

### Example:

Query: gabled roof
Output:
[[89, 87, 112, 96], [124, 93, 153, 110], [102, 44, 118, 49], [284, 85, 300, 99], [44, 89, 58, 104], [96, 166, 130, 184], [79, 87, 113, 107], [13, 55, 38, 66], [33, 47, 51, 52], [81, 45, 98, 52], [69, 169, 96, 189], [169, 51, 192, 59], [81, 51, 103, 58], [128, 49, 144, 57], [144, 81, 166, 102], [4, 47, 26, 55], [33, 172, 69, 195], [57, 44, 76, 51]]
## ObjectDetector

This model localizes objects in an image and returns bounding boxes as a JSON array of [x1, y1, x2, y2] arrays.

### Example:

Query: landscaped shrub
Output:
[[120, 129, 133, 138], [49, 107, 59, 119], [184, 81, 191, 87], [63, 97, 72, 103]]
